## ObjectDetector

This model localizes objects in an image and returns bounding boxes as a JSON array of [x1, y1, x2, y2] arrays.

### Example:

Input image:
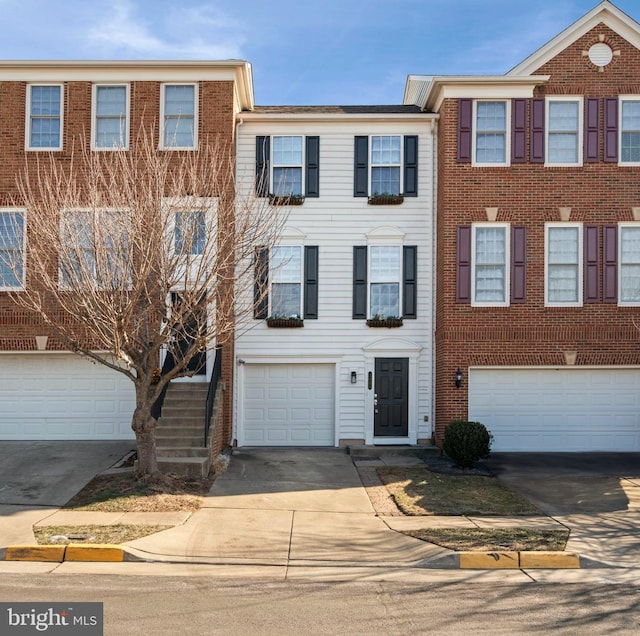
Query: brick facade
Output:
[[435, 22, 640, 444]]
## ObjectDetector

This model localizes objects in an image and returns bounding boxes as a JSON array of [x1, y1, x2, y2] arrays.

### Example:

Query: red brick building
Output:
[[0, 61, 253, 456], [406, 1, 640, 451]]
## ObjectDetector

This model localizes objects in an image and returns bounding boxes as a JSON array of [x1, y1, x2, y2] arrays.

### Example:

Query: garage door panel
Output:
[[469, 368, 640, 451], [243, 364, 335, 447]]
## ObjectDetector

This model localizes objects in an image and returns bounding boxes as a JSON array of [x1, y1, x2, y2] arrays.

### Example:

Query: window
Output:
[[472, 224, 509, 305], [371, 136, 401, 195], [620, 99, 640, 164], [369, 245, 401, 317], [272, 136, 303, 196], [26, 84, 63, 150], [619, 224, 640, 305], [174, 209, 206, 255], [92, 84, 129, 149], [59, 210, 129, 289], [161, 84, 197, 149], [0, 209, 25, 290], [545, 224, 582, 306], [270, 246, 302, 317], [474, 101, 508, 165], [546, 98, 582, 165]]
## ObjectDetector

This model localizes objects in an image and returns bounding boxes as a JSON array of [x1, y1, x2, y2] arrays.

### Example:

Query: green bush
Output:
[[442, 420, 493, 468]]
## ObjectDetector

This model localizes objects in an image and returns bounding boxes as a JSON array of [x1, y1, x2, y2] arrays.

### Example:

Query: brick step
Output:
[[155, 435, 204, 447], [156, 425, 203, 437], [156, 446, 209, 458], [157, 456, 211, 478], [160, 405, 205, 416]]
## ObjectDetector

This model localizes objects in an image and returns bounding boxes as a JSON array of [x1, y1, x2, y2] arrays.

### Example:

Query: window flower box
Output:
[[266, 316, 304, 328], [268, 194, 305, 206], [367, 194, 404, 205], [366, 317, 403, 328]]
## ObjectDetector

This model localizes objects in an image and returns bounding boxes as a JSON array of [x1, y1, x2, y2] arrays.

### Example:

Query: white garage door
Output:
[[468, 368, 640, 452], [0, 354, 135, 440], [242, 364, 335, 446]]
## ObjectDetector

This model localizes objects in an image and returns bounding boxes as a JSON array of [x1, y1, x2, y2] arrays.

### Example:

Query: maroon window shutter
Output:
[[584, 225, 600, 302], [457, 99, 472, 163], [457, 226, 471, 303], [604, 98, 618, 163], [584, 98, 600, 163], [530, 98, 545, 163], [511, 226, 526, 303], [603, 225, 618, 303], [511, 99, 527, 163]]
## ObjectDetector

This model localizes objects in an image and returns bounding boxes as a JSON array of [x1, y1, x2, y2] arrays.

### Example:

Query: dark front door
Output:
[[374, 358, 409, 437], [171, 292, 207, 377]]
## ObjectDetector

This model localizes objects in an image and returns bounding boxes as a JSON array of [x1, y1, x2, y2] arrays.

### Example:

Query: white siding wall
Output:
[[234, 115, 435, 446]]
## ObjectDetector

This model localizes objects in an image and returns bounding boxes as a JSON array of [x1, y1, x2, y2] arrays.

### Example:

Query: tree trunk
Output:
[[131, 386, 160, 479]]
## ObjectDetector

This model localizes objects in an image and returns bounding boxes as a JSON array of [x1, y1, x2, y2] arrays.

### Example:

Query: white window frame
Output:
[[271, 135, 304, 196], [270, 244, 303, 318], [618, 222, 640, 306], [545, 96, 583, 167], [472, 100, 510, 167], [25, 83, 64, 151], [369, 135, 403, 196], [368, 244, 402, 319], [0, 208, 26, 291], [471, 222, 510, 307], [545, 222, 583, 307], [160, 83, 198, 150], [91, 83, 130, 150], [619, 96, 640, 166]]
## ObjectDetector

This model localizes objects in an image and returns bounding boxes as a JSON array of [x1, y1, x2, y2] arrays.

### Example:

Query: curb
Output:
[[1, 544, 140, 563], [426, 550, 582, 569]]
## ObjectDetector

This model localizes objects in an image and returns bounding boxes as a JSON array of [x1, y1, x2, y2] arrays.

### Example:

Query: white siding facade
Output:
[[234, 110, 436, 446]]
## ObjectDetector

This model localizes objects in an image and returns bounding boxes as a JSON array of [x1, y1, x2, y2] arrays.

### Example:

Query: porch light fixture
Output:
[[455, 368, 463, 389], [351, 371, 357, 384]]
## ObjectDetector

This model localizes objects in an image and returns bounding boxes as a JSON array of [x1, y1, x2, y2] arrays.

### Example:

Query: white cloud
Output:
[[85, 1, 246, 59]]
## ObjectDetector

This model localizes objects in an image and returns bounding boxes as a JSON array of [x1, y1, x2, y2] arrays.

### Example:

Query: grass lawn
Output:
[[34, 524, 172, 545]]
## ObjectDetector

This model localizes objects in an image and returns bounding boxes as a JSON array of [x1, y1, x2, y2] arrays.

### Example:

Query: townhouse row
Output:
[[1, 1, 639, 453]]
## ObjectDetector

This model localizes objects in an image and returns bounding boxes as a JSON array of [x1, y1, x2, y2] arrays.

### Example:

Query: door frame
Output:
[[363, 337, 421, 445]]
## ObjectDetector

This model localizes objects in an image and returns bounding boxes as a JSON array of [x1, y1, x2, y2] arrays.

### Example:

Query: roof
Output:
[[252, 105, 424, 114]]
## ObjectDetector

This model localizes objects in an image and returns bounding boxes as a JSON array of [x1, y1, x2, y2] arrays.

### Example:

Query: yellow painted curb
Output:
[[459, 551, 520, 569], [5, 545, 65, 562], [64, 544, 125, 562], [520, 551, 580, 569]]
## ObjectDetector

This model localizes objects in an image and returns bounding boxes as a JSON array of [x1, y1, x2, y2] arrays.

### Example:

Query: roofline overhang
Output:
[[236, 111, 438, 123], [405, 75, 549, 112]]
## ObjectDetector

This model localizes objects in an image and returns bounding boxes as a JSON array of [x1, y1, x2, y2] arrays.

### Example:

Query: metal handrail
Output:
[[204, 345, 222, 446]]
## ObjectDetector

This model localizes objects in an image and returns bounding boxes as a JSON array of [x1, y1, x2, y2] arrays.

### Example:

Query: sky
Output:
[[0, 0, 638, 105]]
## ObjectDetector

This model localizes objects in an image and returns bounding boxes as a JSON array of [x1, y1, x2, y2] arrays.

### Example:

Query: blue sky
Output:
[[0, 0, 638, 105]]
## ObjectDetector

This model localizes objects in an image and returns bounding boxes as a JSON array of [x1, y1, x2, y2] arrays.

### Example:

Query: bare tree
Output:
[[1, 126, 284, 479]]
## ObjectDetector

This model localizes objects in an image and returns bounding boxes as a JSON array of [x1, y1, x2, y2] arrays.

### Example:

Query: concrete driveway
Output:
[[0, 441, 134, 545], [486, 453, 640, 566]]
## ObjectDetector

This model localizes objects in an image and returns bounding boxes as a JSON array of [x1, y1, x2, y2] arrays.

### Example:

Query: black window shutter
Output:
[[403, 136, 418, 196], [457, 99, 472, 163], [457, 226, 471, 303], [254, 246, 269, 319], [603, 225, 618, 303], [353, 246, 368, 318], [584, 225, 600, 302], [530, 98, 545, 163], [511, 99, 527, 163], [305, 136, 320, 198], [403, 246, 417, 318], [511, 226, 526, 304], [304, 246, 319, 319], [256, 136, 270, 197], [354, 136, 369, 197]]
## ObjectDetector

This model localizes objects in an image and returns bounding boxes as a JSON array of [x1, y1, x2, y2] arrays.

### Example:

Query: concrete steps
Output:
[[156, 383, 211, 477]]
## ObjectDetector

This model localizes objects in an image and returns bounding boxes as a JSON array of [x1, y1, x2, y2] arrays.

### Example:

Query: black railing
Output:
[[151, 350, 176, 421], [204, 346, 222, 446]]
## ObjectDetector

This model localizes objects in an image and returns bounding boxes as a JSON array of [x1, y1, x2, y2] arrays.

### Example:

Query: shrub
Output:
[[442, 420, 493, 468]]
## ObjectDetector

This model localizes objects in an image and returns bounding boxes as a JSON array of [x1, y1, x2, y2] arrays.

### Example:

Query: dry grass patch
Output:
[[63, 472, 214, 513], [378, 466, 540, 516], [405, 528, 569, 552], [34, 524, 172, 545]]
